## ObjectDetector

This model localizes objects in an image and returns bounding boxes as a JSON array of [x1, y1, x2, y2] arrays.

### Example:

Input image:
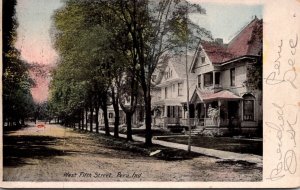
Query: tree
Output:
[[51, 1, 119, 135], [99, 0, 211, 145], [3, 0, 35, 127]]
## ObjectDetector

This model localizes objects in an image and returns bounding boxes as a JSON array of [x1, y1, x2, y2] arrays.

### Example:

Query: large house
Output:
[[152, 54, 196, 128], [152, 17, 263, 136]]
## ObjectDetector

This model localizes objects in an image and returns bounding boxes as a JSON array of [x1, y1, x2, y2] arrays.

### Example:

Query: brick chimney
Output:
[[215, 38, 223, 45]]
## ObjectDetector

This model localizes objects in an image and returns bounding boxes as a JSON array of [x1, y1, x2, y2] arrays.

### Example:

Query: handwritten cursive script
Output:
[[266, 103, 298, 181], [265, 34, 298, 89]]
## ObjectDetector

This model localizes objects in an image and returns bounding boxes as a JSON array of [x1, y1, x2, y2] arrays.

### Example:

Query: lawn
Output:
[[156, 136, 262, 156]]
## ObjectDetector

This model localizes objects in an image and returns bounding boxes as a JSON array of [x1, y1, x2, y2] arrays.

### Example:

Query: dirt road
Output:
[[3, 123, 262, 181]]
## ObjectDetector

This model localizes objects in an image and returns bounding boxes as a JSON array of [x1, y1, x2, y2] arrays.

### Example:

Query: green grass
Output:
[[156, 136, 262, 156]]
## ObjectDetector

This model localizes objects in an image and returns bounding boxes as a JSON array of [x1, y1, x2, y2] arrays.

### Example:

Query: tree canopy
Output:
[[3, 0, 35, 127], [50, 0, 212, 144]]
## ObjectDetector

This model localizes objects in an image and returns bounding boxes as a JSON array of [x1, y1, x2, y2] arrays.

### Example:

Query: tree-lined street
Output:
[[3, 0, 263, 183], [3, 124, 262, 181]]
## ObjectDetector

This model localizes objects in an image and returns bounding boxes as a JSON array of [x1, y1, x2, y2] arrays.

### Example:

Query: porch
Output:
[[153, 117, 229, 128], [189, 88, 242, 132]]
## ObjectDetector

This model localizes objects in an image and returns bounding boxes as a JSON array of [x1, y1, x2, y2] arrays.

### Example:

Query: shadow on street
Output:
[[3, 135, 66, 167]]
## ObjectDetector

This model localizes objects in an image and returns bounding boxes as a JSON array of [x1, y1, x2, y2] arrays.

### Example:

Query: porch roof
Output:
[[152, 99, 183, 106], [191, 88, 242, 103]]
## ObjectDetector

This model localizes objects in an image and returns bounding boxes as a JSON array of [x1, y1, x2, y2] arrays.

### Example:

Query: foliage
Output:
[[49, 0, 211, 144], [3, 0, 35, 126]]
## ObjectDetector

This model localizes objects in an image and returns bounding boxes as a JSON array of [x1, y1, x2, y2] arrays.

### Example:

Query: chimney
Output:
[[215, 38, 223, 45]]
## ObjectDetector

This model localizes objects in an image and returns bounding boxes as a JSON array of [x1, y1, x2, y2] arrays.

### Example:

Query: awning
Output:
[[192, 88, 242, 102]]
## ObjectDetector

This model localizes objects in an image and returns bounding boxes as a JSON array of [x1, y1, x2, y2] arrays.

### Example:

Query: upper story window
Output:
[[109, 113, 114, 118], [215, 72, 220, 85], [204, 72, 213, 87], [230, 68, 235, 86], [172, 84, 176, 93], [178, 83, 183, 96], [165, 87, 168, 98], [164, 68, 172, 79], [201, 56, 205, 64], [197, 74, 201, 88]]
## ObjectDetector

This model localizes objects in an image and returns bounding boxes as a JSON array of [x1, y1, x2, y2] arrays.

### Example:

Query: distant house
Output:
[[151, 54, 196, 129], [152, 17, 263, 136]]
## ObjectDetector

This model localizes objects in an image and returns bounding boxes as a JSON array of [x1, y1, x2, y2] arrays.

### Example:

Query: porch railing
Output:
[[153, 117, 205, 127], [204, 118, 229, 127]]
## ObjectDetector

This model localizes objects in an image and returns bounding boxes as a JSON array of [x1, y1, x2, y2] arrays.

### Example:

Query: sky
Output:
[[15, 0, 262, 102]]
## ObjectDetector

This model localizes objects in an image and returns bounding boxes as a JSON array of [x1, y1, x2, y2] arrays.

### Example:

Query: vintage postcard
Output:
[[0, 0, 299, 188]]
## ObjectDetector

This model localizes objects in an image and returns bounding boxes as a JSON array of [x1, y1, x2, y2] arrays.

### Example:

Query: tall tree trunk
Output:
[[102, 104, 110, 136], [78, 112, 81, 129], [95, 106, 99, 133], [126, 113, 133, 141], [85, 108, 88, 130], [114, 105, 120, 138], [112, 87, 120, 138], [144, 92, 152, 146], [81, 109, 84, 130], [90, 105, 93, 132]]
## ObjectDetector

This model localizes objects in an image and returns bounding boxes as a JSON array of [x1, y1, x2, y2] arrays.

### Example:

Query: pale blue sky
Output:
[[16, 0, 263, 65], [15, 0, 262, 101], [190, 3, 263, 42]]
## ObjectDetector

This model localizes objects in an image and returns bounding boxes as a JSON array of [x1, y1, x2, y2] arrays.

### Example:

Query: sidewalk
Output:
[[98, 130, 262, 165]]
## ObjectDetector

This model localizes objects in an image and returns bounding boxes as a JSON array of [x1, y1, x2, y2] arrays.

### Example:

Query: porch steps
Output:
[[190, 127, 204, 135]]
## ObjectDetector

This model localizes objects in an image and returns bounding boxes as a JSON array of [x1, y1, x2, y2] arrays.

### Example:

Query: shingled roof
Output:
[[226, 17, 262, 59], [200, 41, 232, 64], [201, 17, 262, 64]]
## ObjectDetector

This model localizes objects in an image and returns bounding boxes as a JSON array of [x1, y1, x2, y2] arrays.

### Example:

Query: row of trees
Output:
[[3, 0, 36, 127], [49, 0, 212, 145]]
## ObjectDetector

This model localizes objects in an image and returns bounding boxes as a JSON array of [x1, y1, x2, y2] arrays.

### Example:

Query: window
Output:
[[165, 87, 168, 98], [197, 74, 201, 88], [204, 73, 213, 86], [109, 113, 113, 118], [243, 94, 255, 121], [215, 72, 220, 85], [178, 83, 183, 96], [230, 68, 235, 86], [172, 84, 176, 93], [201, 56, 205, 63], [165, 68, 172, 79]]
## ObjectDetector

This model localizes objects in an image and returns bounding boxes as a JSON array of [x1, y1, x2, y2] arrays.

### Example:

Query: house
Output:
[[152, 54, 197, 129], [152, 17, 263, 136]]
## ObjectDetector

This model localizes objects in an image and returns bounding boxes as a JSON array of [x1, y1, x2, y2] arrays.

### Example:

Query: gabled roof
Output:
[[226, 17, 262, 59], [197, 17, 262, 65], [200, 41, 232, 64], [172, 55, 194, 78]]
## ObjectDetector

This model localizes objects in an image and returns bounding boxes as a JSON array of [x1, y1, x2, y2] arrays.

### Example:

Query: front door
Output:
[[228, 101, 239, 129]]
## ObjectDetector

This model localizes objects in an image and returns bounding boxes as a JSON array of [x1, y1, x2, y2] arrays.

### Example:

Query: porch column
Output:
[[193, 104, 197, 126], [204, 103, 207, 127], [204, 103, 207, 118], [163, 105, 168, 128], [152, 107, 156, 127], [164, 105, 168, 117], [213, 71, 215, 89], [218, 100, 221, 128]]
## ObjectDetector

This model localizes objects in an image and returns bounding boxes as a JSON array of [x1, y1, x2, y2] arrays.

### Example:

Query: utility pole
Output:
[[185, 3, 192, 153]]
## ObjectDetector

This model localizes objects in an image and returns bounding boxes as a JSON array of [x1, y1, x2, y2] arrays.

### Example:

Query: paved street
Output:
[[3, 124, 262, 181]]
